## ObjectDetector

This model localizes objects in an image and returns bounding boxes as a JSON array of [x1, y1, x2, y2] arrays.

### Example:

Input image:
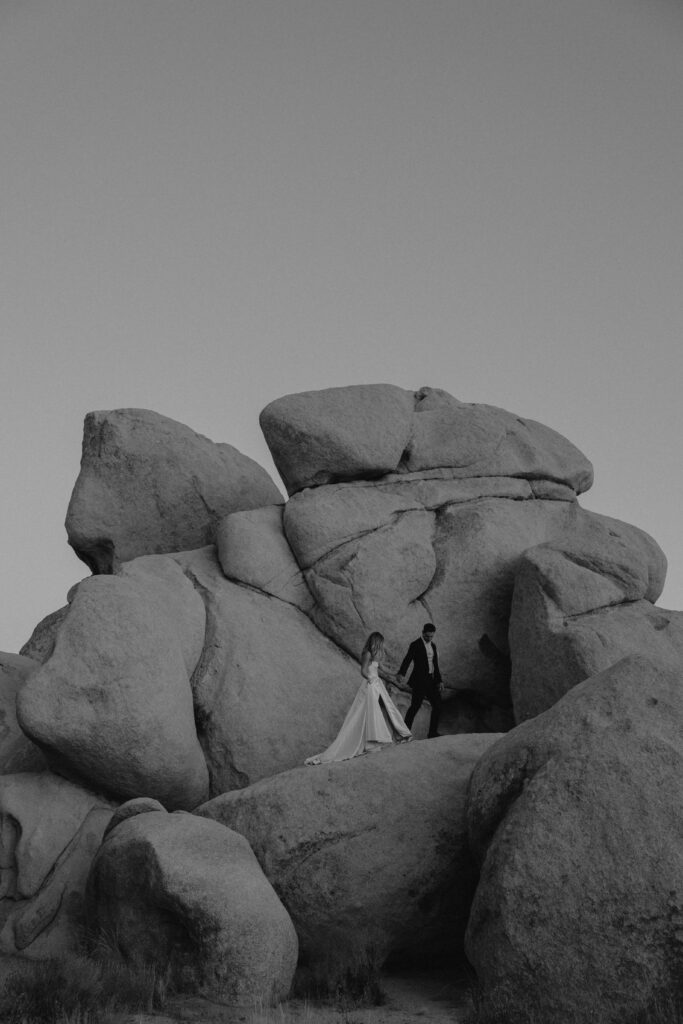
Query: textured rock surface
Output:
[[465, 656, 683, 1023], [0, 773, 113, 958], [19, 606, 69, 664], [509, 517, 673, 721], [216, 504, 314, 613], [261, 385, 594, 496], [198, 734, 499, 979], [17, 558, 208, 809], [66, 408, 283, 573], [283, 478, 665, 714], [260, 384, 416, 494], [0, 654, 46, 772], [404, 389, 593, 493], [87, 808, 298, 1006], [102, 797, 166, 839], [172, 546, 361, 794]]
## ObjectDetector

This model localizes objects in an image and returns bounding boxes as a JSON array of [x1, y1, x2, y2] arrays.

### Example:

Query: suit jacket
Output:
[[399, 638, 441, 689]]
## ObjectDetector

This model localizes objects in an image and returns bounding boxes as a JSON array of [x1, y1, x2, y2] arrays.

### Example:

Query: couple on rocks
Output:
[[305, 624, 443, 766]]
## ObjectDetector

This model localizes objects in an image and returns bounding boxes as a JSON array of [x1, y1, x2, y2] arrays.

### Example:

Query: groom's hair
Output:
[[423, 622, 436, 632]]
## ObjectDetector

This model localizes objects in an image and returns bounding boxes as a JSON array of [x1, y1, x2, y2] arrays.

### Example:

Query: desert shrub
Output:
[[0, 952, 164, 1024]]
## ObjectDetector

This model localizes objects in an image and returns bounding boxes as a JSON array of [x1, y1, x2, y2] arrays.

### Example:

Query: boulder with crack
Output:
[[215, 503, 315, 614], [172, 546, 362, 794], [281, 475, 665, 721], [260, 385, 593, 495], [17, 556, 208, 809]]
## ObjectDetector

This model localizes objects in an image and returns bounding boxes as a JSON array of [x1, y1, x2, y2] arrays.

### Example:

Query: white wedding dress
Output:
[[305, 661, 411, 765]]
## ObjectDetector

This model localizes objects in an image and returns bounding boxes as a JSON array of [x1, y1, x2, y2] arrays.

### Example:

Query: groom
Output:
[[397, 622, 442, 738]]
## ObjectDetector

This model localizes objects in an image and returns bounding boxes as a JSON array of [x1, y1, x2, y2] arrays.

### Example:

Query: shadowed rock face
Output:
[[465, 655, 683, 1024], [0, 773, 113, 959], [87, 807, 298, 1007], [0, 654, 46, 772], [66, 408, 283, 573]]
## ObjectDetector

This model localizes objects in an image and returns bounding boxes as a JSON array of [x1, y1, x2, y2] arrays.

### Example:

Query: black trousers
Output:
[[404, 678, 441, 737]]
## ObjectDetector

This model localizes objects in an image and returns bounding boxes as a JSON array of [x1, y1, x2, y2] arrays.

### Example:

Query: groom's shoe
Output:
[[428, 732, 442, 739]]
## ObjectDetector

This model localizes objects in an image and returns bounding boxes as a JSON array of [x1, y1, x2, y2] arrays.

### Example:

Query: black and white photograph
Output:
[[1, 2, 682, 1022]]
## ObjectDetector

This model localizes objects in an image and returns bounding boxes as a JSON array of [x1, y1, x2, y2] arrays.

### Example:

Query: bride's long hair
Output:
[[362, 631, 385, 662]]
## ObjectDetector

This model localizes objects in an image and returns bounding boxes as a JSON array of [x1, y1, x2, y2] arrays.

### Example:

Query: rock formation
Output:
[[1, 384, 679, 1014], [260, 385, 593, 494], [263, 386, 664, 723]]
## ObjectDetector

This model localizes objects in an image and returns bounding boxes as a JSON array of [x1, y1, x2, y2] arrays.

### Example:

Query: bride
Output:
[[305, 631, 412, 765]]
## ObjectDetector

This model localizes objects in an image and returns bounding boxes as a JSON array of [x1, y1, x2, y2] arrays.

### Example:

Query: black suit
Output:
[[399, 638, 442, 738]]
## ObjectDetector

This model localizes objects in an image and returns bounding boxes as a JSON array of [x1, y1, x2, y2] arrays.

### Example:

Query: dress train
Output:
[[305, 661, 411, 765]]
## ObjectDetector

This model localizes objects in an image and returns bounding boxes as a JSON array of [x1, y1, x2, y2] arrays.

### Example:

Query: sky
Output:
[[2, 0, 682, 652]]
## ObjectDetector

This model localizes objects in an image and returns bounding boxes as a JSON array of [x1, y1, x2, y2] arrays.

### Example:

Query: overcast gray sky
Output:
[[2, 0, 682, 652]]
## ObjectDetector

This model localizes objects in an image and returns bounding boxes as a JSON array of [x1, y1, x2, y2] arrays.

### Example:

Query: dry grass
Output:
[[0, 953, 167, 1024], [292, 946, 386, 1011]]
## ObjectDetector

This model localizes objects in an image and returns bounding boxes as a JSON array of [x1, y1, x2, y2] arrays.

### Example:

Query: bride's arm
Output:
[[360, 650, 372, 679]]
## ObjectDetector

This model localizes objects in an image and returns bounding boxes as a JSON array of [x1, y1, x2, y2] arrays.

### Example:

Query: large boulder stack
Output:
[[2, 387, 679, 1016], [198, 734, 499, 981], [66, 408, 283, 573], [261, 385, 665, 723], [465, 655, 683, 1023], [87, 804, 298, 1007]]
